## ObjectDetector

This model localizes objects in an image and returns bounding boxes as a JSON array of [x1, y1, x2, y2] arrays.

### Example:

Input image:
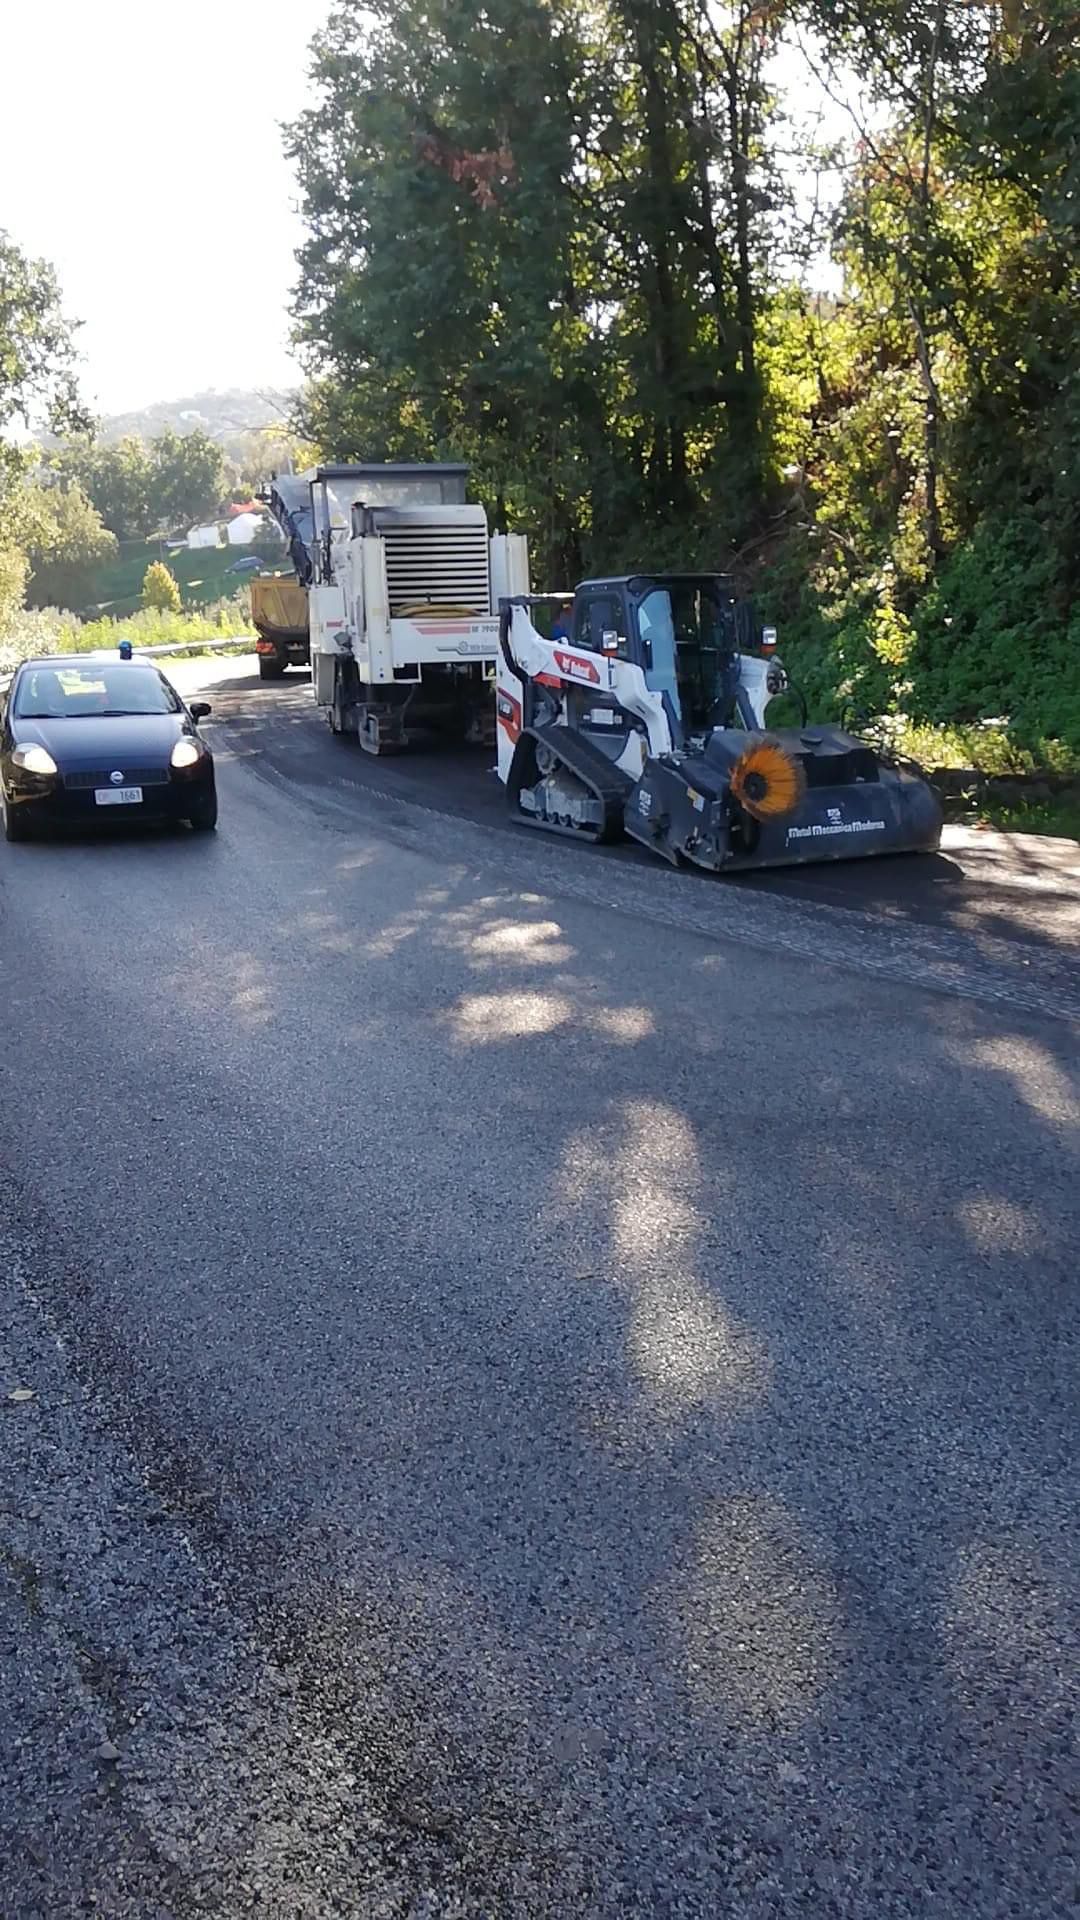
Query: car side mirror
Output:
[[190, 701, 212, 721]]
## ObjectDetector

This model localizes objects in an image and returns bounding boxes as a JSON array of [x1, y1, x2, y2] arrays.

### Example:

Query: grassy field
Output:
[[88, 540, 257, 616]]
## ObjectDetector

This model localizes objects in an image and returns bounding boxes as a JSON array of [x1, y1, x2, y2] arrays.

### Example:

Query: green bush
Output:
[[142, 559, 182, 612], [0, 594, 253, 671], [76, 594, 252, 652], [907, 513, 1077, 745], [0, 605, 81, 671], [757, 509, 1080, 765]]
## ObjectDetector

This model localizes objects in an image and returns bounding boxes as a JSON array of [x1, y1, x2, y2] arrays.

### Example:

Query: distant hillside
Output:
[[98, 388, 297, 463]]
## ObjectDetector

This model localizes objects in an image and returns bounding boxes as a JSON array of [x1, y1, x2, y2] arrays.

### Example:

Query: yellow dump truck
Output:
[[250, 575, 310, 681]]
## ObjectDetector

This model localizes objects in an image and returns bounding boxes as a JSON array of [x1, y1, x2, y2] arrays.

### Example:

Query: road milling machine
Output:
[[283, 463, 528, 752], [496, 574, 942, 872]]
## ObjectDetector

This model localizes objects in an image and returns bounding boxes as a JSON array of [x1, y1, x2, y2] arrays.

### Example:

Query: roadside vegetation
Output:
[[289, 0, 1078, 773], [0, 598, 253, 674], [889, 721, 1078, 779], [976, 797, 1080, 841], [2, 5, 1077, 838], [142, 560, 182, 613], [0, 248, 293, 643]]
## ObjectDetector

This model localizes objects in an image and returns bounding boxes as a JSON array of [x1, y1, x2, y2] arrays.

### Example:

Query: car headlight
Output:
[[171, 738, 204, 770], [12, 744, 58, 776]]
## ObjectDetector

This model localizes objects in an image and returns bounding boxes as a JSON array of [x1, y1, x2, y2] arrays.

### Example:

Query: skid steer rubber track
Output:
[[509, 723, 634, 845]]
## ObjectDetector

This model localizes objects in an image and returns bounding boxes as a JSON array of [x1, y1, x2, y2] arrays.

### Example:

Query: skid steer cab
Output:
[[496, 574, 942, 873]]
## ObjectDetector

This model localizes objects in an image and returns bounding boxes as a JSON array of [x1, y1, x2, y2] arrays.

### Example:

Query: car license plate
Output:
[[94, 786, 143, 807]]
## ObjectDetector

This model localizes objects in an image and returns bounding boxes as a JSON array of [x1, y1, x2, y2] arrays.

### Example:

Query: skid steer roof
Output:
[[576, 572, 737, 594]]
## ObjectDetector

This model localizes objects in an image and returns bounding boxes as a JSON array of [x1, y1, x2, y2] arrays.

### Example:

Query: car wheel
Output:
[[258, 656, 286, 681], [3, 797, 30, 843], [188, 794, 218, 833]]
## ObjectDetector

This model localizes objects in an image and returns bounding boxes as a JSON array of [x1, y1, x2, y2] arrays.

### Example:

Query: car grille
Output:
[[62, 767, 171, 790]]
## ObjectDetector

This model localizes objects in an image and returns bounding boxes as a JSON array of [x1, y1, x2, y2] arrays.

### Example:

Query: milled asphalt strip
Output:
[[0, 1216, 464, 1915], [231, 738, 1080, 1027], [1, 1229, 276, 1912]]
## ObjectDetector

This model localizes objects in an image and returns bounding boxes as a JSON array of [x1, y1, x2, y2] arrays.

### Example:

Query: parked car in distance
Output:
[[0, 657, 218, 842], [227, 555, 265, 575]]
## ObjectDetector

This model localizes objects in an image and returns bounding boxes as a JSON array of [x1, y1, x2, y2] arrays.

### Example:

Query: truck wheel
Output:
[[330, 667, 355, 737], [259, 656, 287, 681]]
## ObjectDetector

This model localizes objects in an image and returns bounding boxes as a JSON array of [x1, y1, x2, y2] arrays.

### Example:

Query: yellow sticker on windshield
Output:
[[57, 671, 107, 695]]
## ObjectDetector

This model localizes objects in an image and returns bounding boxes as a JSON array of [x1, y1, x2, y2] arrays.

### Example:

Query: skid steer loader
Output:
[[496, 575, 942, 872]]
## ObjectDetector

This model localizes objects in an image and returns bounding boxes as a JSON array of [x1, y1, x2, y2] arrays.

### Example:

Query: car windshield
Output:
[[14, 664, 180, 720]]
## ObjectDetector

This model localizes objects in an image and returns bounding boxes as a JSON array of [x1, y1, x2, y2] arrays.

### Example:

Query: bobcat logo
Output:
[[553, 649, 600, 686]]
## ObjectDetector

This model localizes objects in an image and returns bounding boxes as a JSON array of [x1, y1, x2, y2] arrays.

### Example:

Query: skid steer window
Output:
[[639, 585, 734, 729], [575, 593, 624, 654], [638, 591, 680, 716]]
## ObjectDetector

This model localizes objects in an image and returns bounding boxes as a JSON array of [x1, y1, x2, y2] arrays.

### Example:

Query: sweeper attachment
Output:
[[496, 576, 942, 872]]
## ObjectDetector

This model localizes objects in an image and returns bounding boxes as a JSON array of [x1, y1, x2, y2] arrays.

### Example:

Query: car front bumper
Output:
[[5, 764, 216, 829]]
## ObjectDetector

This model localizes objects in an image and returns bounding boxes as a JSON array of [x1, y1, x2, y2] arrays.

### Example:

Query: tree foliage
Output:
[[0, 231, 88, 449], [763, 0, 1080, 748], [0, 232, 88, 628], [288, 0, 787, 580], [234, 425, 318, 495], [142, 559, 182, 612], [288, 0, 1080, 751], [47, 426, 227, 540], [22, 479, 118, 612], [149, 427, 227, 532]]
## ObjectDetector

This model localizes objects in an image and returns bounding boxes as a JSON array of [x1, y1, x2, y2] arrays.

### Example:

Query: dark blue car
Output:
[[0, 656, 218, 841]]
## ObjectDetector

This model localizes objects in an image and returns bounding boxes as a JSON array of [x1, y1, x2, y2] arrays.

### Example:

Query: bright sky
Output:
[[1, 0, 331, 418], [1, 4, 848, 424]]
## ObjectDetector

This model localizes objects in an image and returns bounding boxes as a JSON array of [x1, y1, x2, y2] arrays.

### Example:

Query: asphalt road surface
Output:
[[1, 659, 1076, 1918]]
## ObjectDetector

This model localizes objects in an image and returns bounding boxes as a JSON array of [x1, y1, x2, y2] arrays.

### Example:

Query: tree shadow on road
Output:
[[7, 839, 1077, 1914]]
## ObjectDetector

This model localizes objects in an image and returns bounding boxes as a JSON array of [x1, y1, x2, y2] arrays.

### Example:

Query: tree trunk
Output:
[[628, 0, 692, 514], [678, 30, 740, 397], [716, 13, 764, 500], [728, 85, 757, 393], [908, 297, 944, 560], [911, 1, 947, 561]]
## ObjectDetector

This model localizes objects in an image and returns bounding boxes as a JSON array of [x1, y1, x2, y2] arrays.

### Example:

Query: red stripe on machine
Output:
[[554, 649, 600, 684]]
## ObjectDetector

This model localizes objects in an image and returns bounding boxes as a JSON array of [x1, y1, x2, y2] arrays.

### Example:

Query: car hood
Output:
[[14, 713, 190, 766]]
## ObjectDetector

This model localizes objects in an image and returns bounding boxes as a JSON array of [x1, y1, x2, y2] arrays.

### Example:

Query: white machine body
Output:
[[495, 599, 778, 787], [301, 463, 529, 753]]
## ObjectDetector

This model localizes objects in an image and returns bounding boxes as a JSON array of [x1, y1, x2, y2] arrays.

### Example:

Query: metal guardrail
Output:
[[98, 634, 256, 659]]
